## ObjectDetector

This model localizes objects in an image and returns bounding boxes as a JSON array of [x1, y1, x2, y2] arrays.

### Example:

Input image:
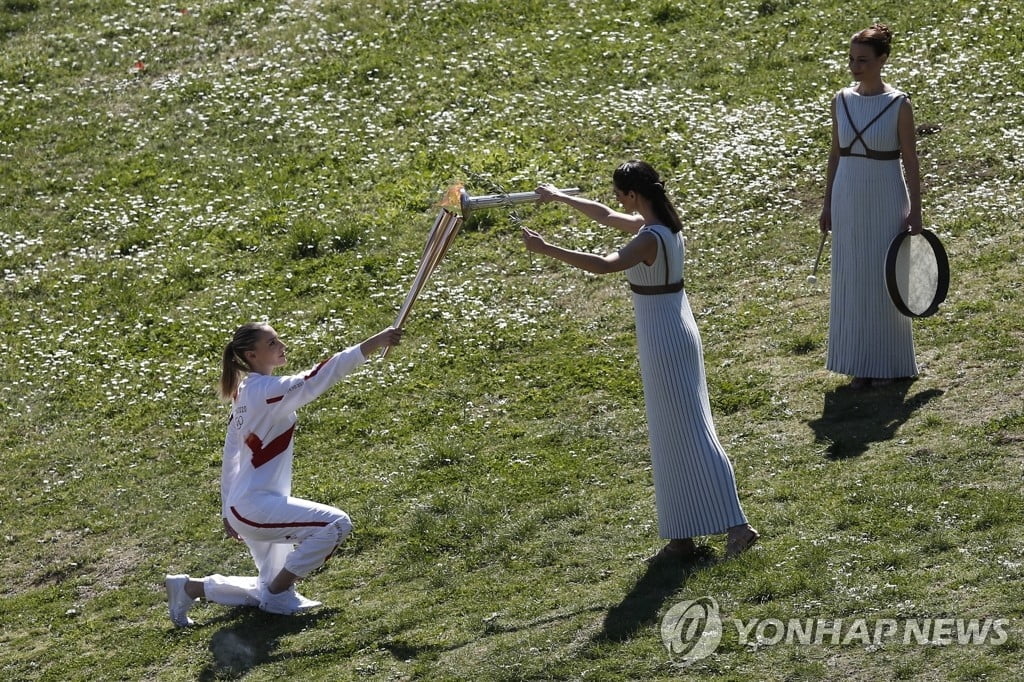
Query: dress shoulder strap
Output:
[[647, 225, 671, 286]]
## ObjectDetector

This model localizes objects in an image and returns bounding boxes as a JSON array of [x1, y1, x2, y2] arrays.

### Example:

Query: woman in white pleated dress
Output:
[[522, 160, 758, 562], [820, 23, 922, 388]]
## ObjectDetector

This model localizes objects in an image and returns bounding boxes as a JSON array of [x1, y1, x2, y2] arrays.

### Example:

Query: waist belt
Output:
[[839, 147, 901, 160], [629, 280, 684, 295]]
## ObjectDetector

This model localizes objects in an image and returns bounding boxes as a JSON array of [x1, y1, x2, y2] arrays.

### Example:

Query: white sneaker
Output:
[[164, 574, 197, 627], [259, 586, 322, 615], [292, 590, 323, 613]]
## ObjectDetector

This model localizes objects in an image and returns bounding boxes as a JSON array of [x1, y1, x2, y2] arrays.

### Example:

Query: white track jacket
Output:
[[221, 345, 366, 521]]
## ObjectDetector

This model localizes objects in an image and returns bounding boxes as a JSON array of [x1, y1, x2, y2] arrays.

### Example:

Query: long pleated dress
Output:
[[626, 224, 748, 539], [827, 87, 918, 379]]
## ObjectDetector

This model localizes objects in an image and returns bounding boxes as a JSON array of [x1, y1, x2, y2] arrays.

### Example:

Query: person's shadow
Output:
[[808, 380, 944, 460], [591, 550, 713, 644], [193, 607, 341, 681]]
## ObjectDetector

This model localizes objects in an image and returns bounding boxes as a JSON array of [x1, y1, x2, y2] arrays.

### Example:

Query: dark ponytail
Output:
[[612, 160, 684, 233], [218, 322, 268, 400]]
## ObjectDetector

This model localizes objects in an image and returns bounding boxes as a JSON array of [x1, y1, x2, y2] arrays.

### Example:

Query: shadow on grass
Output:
[[187, 558, 706, 675], [808, 379, 944, 459], [195, 607, 340, 681], [375, 557, 708, 664], [591, 550, 713, 644], [190, 596, 610, 675], [377, 603, 609, 662]]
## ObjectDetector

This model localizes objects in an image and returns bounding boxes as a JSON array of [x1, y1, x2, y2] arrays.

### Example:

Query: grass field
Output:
[[1, 0, 1023, 680]]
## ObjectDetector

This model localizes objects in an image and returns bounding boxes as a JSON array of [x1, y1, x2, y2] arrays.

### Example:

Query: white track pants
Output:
[[202, 493, 351, 606]]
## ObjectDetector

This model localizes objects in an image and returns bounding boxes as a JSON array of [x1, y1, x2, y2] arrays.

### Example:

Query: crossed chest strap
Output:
[[838, 92, 906, 161]]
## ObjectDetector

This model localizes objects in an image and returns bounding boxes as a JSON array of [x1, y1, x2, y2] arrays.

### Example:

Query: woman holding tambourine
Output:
[[819, 23, 922, 389]]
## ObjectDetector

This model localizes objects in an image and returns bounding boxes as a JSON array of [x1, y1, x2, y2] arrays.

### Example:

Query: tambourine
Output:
[[884, 228, 949, 318]]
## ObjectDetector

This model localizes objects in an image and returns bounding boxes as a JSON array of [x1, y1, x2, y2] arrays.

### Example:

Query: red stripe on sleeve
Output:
[[304, 358, 331, 380]]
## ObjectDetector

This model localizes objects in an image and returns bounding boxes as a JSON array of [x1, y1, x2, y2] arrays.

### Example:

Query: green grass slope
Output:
[[1, 1, 1022, 680]]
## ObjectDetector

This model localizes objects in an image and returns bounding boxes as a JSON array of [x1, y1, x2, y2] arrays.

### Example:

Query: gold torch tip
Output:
[[436, 183, 465, 210]]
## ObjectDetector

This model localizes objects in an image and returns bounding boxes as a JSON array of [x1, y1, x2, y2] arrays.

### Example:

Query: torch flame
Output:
[[436, 183, 464, 209]]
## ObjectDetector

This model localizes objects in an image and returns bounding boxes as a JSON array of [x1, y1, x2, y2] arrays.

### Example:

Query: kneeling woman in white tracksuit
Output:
[[165, 321, 403, 625]]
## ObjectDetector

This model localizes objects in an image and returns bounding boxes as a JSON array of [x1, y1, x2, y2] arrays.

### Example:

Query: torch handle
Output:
[[460, 187, 581, 217]]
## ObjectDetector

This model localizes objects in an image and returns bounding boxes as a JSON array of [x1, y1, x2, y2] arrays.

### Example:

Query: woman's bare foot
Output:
[[645, 538, 697, 564], [726, 524, 759, 557]]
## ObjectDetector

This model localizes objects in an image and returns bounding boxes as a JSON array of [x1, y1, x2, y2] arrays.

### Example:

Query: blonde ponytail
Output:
[[218, 323, 267, 400]]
